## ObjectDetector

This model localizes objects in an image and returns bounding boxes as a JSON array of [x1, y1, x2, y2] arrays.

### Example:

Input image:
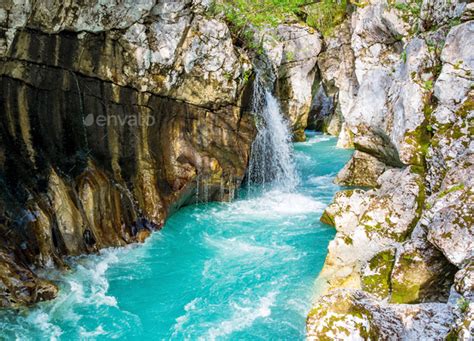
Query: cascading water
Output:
[[247, 75, 298, 191], [0, 132, 353, 340], [0, 69, 354, 341]]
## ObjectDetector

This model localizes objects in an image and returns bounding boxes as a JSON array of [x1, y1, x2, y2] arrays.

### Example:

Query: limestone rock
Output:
[[427, 21, 474, 192], [320, 189, 370, 232], [307, 290, 456, 340], [0, 0, 255, 307], [0, 0, 31, 57], [359, 167, 424, 242], [318, 167, 424, 293], [447, 289, 474, 341], [0, 250, 58, 308], [427, 96, 473, 193], [316, 18, 357, 140], [317, 18, 357, 121], [261, 24, 322, 141], [347, 33, 436, 167], [335, 150, 389, 187], [433, 21, 473, 125], [455, 264, 474, 299], [336, 123, 354, 149], [163, 16, 252, 108], [390, 226, 456, 304], [307, 290, 403, 340], [420, 0, 468, 31], [425, 154, 474, 268], [3, 1, 251, 109], [317, 0, 450, 167], [454, 306, 474, 341], [306, 86, 336, 134], [29, 0, 156, 33], [352, 124, 403, 168], [310, 1, 473, 338], [361, 248, 395, 299]]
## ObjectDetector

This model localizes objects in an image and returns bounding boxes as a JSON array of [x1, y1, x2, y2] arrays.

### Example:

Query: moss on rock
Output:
[[390, 239, 456, 304], [361, 248, 396, 299], [390, 250, 424, 303], [307, 291, 384, 340], [320, 210, 335, 226]]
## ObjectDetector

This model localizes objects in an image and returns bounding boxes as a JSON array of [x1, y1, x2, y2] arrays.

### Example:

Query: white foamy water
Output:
[[202, 189, 326, 225], [300, 136, 331, 145], [205, 291, 278, 341], [205, 235, 275, 257], [247, 75, 298, 190], [172, 298, 201, 337], [307, 174, 335, 186], [79, 325, 107, 338], [0, 247, 147, 340]]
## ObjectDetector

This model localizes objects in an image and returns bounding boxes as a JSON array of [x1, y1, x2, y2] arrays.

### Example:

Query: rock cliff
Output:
[[308, 0, 473, 339], [260, 23, 322, 141], [0, 0, 257, 307]]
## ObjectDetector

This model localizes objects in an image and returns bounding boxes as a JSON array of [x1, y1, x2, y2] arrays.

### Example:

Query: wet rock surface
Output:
[[0, 0, 255, 307], [0, 2, 472, 337]]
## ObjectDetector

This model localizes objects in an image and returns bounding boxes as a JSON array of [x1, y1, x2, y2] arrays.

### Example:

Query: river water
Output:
[[0, 132, 352, 340]]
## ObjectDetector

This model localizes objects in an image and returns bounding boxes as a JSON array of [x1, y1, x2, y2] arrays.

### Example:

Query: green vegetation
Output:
[[453, 60, 464, 70], [210, 0, 353, 49], [423, 80, 433, 91], [242, 69, 252, 84], [388, 0, 423, 35], [361, 249, 395, 299], [438, 183, 465, 198], [320, 210, 335, 226], [390, 251, 423, 304], [457, 297, 470, 313], [285, 50, 295, 62], [401, 49, 407, 63], [391, 0, 422, 19], [305, 0, 350, 37]]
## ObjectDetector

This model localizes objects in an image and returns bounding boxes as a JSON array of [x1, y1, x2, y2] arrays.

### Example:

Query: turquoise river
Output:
[[0, 133, 352, 340]]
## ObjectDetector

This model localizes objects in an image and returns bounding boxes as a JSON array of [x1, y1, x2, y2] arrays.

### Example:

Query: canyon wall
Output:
[[0, 0, 258, 307], [308, 0, 473, 339], [0, 0, 321, 309]]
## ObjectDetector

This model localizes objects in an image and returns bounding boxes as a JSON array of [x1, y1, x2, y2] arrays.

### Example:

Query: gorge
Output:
[[0, 132, 352, 339], [0, 0, 473, 340]]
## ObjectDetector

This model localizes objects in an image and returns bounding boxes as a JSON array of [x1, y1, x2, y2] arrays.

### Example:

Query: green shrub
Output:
[[305, 0, 349, 37], [209, 0, 351, 47]]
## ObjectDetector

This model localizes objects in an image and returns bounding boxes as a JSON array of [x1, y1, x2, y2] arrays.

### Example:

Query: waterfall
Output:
[[247, 75, 298, 191]]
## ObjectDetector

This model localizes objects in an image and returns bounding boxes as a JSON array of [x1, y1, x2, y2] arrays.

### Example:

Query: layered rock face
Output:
[[0, 0, 256, 307], [309, 0, 473, 339]]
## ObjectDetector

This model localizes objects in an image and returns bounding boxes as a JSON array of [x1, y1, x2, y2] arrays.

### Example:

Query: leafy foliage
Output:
[[305, 0, 349, 36], [457, 297, 470, 314], [209, 0, 351, 48]]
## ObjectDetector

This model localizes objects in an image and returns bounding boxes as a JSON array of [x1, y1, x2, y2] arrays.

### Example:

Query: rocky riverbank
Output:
[[307, 0, 473, 339]]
